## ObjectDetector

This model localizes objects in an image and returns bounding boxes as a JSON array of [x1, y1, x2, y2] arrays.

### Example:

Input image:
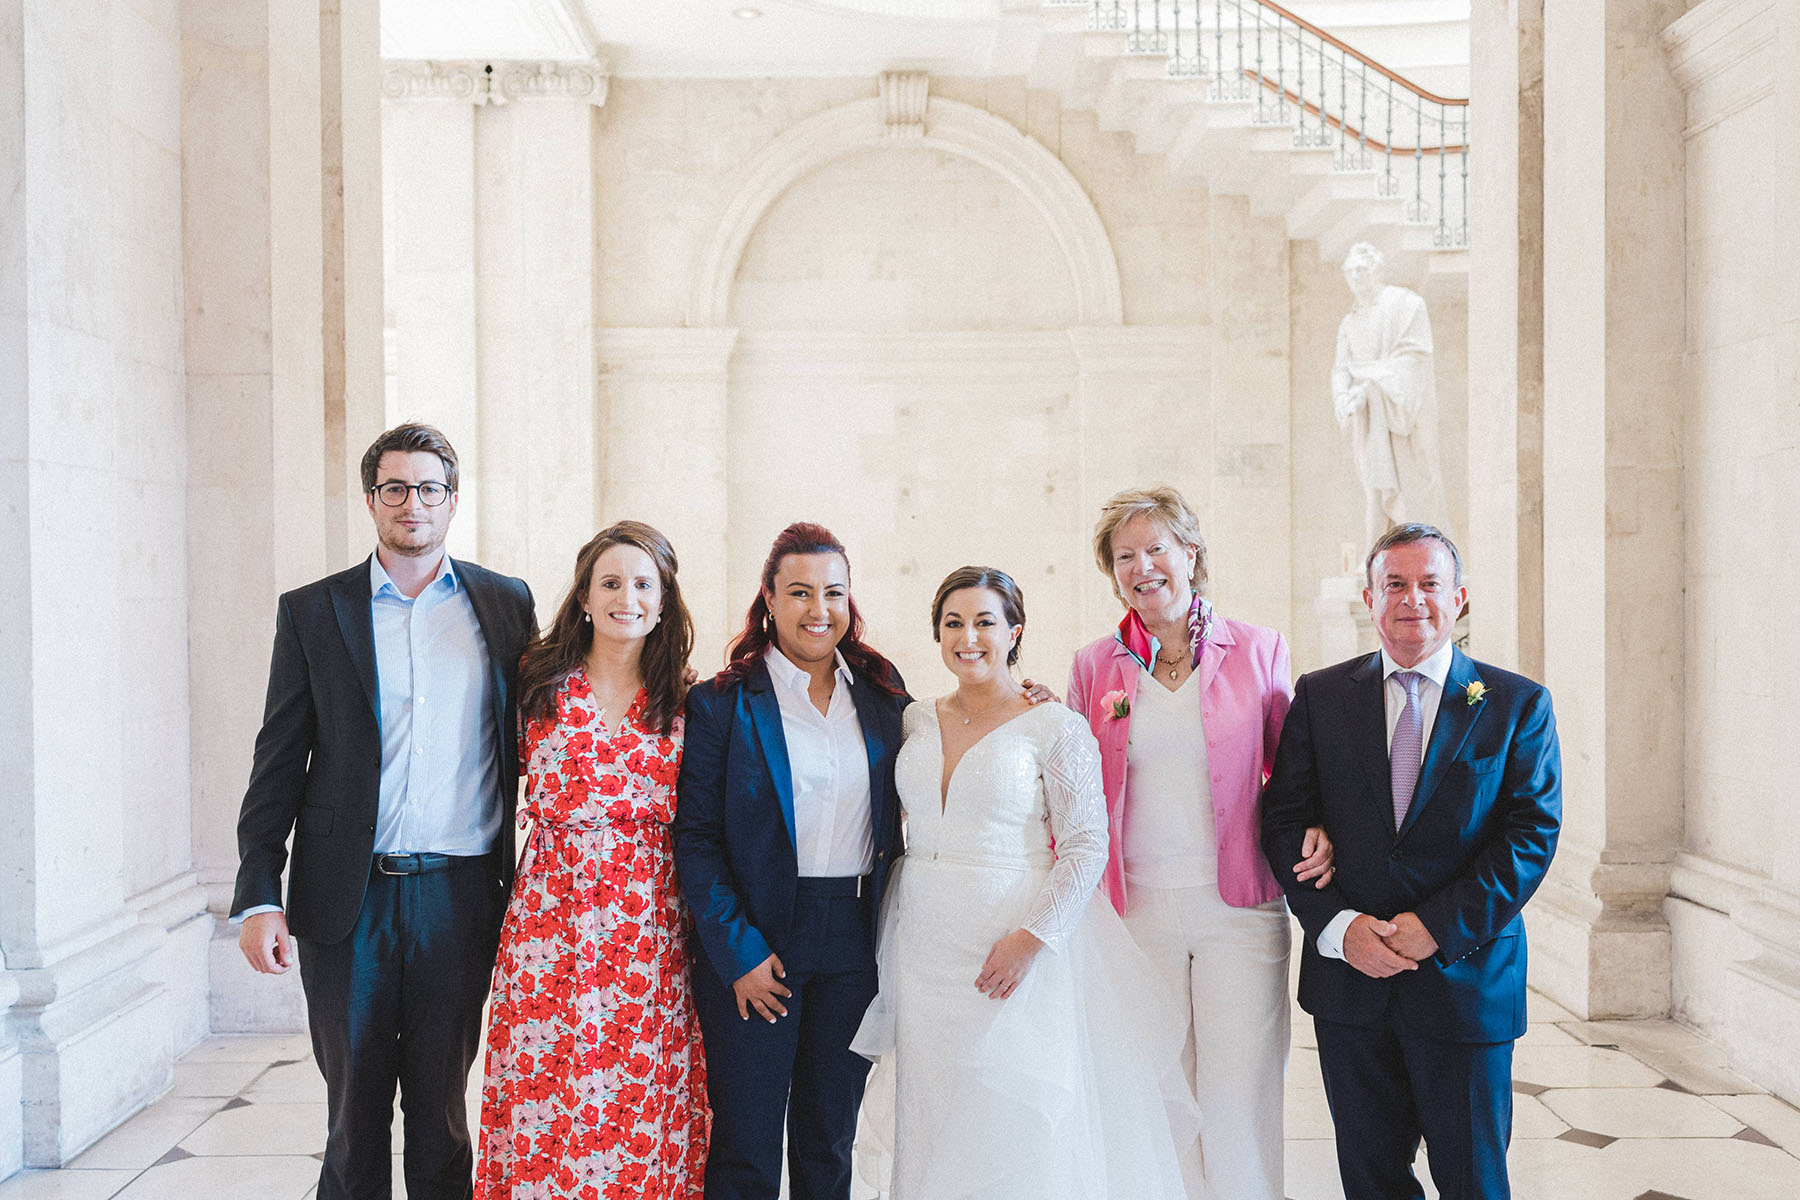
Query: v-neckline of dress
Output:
[[933, 700, 1036, 815]]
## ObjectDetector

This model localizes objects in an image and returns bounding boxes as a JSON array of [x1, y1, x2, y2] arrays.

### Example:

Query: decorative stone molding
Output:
[[381, 58, 608, 107], [596, 328, 741, 381], [500, 59, 608, 106], [690, 90, 1123, 327], [1066, 325, 1205, 375], [381, 60, 488, 103], [879, 71, 929, 138], [1662, 0, 1775, 92], [730, 330, 1076, 382]]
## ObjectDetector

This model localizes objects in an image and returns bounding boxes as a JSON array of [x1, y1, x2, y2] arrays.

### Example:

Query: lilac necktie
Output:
[[1391, 671, 1423, 830]]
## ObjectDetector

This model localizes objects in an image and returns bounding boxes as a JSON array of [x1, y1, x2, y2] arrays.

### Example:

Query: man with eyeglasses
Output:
[[231, 423, 536, 1200]]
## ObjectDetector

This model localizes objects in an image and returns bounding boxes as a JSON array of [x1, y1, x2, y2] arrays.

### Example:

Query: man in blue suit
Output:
[[1262, 523, 1560, 1200]]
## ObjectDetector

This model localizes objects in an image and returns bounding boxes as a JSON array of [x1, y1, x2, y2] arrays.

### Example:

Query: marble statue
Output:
[[1331, 242, 1447, 546]]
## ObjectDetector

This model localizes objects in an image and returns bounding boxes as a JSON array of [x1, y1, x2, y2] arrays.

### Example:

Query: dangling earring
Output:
[[582, 612, 592, 623]]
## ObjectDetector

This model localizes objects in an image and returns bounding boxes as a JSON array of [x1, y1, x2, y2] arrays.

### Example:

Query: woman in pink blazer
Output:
[[1067, 486, 1331, 1200]]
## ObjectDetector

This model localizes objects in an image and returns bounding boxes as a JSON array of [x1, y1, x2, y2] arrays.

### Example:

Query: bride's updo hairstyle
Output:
[[929, 566, 1027, 668]]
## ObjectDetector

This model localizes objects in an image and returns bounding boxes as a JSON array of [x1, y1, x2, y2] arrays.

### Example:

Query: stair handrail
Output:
[[1248, 0, 1465, 108], [1057, 0, 1470, 248]]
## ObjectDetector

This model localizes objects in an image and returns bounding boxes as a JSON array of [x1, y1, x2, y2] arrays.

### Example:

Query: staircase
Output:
[[1025, 0, 1469, 289]]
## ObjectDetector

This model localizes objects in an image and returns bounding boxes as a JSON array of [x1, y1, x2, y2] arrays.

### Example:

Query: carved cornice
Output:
[[381, 58, 609, 107], [1662, 0, 1774, 93], [879, 71, 929, 138]]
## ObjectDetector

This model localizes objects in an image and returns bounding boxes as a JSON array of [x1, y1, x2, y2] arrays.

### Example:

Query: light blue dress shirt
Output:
[[369, 553, 500, 856], [235, 552, 502, 922]]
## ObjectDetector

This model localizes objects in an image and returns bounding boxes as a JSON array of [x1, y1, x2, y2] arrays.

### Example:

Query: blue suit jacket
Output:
[[1260, 647, 1561, 1042], [672, 656, 908, 989]]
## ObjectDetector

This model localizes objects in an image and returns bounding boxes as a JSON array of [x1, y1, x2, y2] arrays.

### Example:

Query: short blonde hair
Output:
[[1092, 486, 1209, 604]]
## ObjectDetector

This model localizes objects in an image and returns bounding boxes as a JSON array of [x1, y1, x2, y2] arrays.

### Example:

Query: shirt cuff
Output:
[[1317, 909, 1361, 960], [230, 904, 283, 925]]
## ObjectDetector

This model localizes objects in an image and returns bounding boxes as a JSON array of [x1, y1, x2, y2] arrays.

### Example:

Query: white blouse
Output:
[[1122, 667, 1218, 889]]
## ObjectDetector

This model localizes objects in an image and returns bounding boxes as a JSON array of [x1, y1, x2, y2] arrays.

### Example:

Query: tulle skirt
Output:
[[852, 856, 1202, 1200]]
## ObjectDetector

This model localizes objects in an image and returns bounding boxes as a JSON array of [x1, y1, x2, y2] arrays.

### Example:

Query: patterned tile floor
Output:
[[6, 988, 1800, 1200]]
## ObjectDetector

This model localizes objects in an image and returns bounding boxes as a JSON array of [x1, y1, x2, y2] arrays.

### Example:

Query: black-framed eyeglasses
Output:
[[371, 481, 452, 507]]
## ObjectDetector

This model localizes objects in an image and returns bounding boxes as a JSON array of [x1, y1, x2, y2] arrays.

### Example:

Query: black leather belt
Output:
[[373, 852, 482, 876], [795, 874, 870, 898]]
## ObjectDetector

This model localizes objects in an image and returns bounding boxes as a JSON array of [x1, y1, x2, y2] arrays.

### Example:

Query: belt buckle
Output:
[[377, 854, 418, 876]]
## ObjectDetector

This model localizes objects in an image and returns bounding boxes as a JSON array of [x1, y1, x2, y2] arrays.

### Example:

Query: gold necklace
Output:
[[951, 688, 1020, 726], [1154, 650, 1187, 681]]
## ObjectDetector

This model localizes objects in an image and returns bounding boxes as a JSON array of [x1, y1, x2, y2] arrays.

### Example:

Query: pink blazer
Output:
[[1067, 616, 1294, 915]]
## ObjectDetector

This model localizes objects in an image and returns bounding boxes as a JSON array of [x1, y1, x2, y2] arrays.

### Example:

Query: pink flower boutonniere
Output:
[[1101, 689, 1130, 721], [1464, 680, 1488, 707]]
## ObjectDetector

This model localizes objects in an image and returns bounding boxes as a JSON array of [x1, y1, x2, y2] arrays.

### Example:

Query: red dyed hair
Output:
[[717, 521, 905, 696]]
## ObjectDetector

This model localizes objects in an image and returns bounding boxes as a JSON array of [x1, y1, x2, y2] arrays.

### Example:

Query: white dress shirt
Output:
[[1317, 639, 1455, 959], [1123, 667, 1217, 888], [765, 645, 875, 878]]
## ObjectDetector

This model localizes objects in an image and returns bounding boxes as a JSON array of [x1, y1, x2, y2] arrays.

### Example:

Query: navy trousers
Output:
[[298, 856, 506, 1200], [1315, 1009, 1515, 1200], [692, 879, 878, 1200]]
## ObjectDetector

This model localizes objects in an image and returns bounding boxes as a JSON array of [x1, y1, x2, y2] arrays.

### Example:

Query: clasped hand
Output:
[[732, 953, 792, 1023], [1344, 911, 1438, 979]]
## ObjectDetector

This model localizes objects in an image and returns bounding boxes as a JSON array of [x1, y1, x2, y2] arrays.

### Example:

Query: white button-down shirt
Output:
[[765, 645, 874, 878], [1318, 639, 1456, 959], [370, 553, 499, 856]]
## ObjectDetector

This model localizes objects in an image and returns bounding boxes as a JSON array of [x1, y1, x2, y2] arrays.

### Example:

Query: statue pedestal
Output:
[[1315, 572, 1374, 665]]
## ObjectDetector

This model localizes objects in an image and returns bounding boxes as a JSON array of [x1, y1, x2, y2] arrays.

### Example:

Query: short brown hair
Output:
[[1091, 486, 1209, 603], [360, 423, 459, 494], [930, 566, 1027, 667], [1365, 522, 1463, 587]]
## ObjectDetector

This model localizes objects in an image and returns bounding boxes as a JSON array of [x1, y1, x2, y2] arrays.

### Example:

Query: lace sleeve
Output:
[[1021, 713, 1108, 952]]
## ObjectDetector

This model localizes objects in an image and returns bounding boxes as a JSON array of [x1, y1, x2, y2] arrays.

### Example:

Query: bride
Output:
[[853, 566, 1197, 1199]]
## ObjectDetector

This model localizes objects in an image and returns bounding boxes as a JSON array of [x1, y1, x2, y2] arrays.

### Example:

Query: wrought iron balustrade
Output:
[[1052, 0, 1469, 248]]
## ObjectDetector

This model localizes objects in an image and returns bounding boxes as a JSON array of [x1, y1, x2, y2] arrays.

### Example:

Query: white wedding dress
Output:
[[852, 700, 1198, 1200]]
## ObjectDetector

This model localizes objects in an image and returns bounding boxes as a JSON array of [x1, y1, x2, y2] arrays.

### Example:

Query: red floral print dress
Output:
[[476, 672, 709, 1200]]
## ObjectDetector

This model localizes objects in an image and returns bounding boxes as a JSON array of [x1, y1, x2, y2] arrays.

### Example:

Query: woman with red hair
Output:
[[672, 522, 909, 1200]]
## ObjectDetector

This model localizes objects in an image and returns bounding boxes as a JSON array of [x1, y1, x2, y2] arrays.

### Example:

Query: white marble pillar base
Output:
[[11, 927, 176, 1166], [1725, 896, 1800, 1102], [1528, 849, 1672, 1020], [207, 918, 308, 1035], [0, 971, 21, 1179]]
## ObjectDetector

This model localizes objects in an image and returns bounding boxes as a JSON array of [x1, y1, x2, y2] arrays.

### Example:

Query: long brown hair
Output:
[[717, 521, 905, 696], [518, 521, 694, 735]]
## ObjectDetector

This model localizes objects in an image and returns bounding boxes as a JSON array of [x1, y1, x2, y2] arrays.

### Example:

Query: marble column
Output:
[[595, 329, 739, 671], [472, 61, 609, 602], [0, 0, 210, 1166], [1467, 0, 1546, 676], [187, 0, 381, 1036], [1660, 0, 1800, 1105], [1530, 0, 1687, 1019], [380, 64, 481, 559]]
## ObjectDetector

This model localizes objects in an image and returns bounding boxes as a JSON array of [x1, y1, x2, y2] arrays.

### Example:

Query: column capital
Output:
[[381, 58, 609, 107]]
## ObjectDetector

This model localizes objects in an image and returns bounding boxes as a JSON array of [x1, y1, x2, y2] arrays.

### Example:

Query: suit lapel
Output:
[[329, 560, 379, 719], [1398, 647, 1481, 841], [456, 559, 511, 732], [848, 667, 887, 800], [1347, 652, 1391, 815], [745, 661, 798, 850], [1196, 619, 1236, 702]]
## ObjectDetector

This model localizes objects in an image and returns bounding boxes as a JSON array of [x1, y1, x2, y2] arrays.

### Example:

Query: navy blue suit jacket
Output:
[[672, 656, 908, 990], [1260, 647, 1561, 1043], [231, 556, 536, 944]]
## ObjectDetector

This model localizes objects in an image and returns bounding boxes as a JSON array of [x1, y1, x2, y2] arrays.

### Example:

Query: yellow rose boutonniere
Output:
[[1464, 680, 1488, 707]]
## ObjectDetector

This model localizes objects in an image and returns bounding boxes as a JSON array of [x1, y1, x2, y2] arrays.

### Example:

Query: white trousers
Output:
[[1122, 883, 1292, 1200]]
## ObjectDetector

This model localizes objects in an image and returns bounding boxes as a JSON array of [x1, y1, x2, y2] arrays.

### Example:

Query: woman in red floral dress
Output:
[[476, 521, 710, 1200]]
